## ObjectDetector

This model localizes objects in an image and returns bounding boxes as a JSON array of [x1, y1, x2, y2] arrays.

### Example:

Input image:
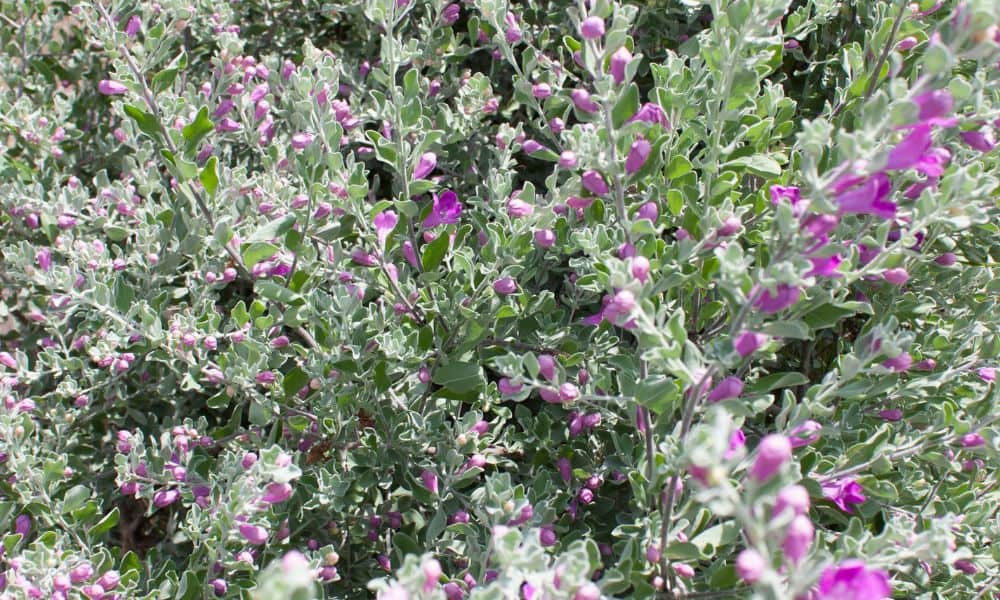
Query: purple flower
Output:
[[498, 378, 523, 395], [239, 523, 269, 545], [788, 420, 822, 448], [627, 103, 670, 128], [534, 229, 556, 248], [734, 331, 767, 357], [522, 139, 545, 154], [539, 525, 557, 547], [581, 170, 609, 195], [960, 433, 985, 448], [806, 255, 843, 278], [912, 89, 956, 127], [750, 434, 792, 481], [412, 152, 437, 180], [609, 47, 633, 85], [753, 284, 801, 314], [816, 560, 891, 600], [978, 367, 997, 382], [537, 354, 557, 381], [736, 549, 765, 584], [261, 482, 293, 504], [885, 124, 933, 171], [579, 16, 605, 39], [36, 248, 52, 272], [374, 210, 398, 247], [507, 197, 535, 218], [291, 132, 314, 150], [13, 515, 31, 537], [441, 3, 460, 25], [637, 201, 659, 222], [961, 127, 996, 152], [882, 268, 909, 285], [834, 173, 896, 219], [98, 80, 128, 95], [421, 469, 438, 494], [707, 376, 743, 403], [625, 137, 651, 175], [571, 89, 600, 113], [125, 15, 142, 37], [882, 352, 912, 372], [821, 478, 866, 513], [216, 118, 242, 133], [153, 489, 180, 508], [782, 515, 814, 564], [422, 190, 462, 228], [493, 277, 517, 295], [773, 484, 811, 518], [724, 429, 746, 460]]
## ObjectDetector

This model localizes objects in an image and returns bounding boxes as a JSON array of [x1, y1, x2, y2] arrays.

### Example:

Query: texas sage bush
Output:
[[1, 0, 999, 598]]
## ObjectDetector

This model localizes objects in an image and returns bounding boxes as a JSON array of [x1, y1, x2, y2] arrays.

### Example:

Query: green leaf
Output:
[[432, 361, 484, 393], [182, 107, 213, 152], [667, 155, 693, 179], [199, 156, 218, 197], [723, 155, 782, 178], [61, 485, 91, 514], [612, 83, 640, 128], [256, 280, 304, 306], [88, 507, 120, 537], [636, 377, 679, 415], [152, 67, 179, 94], [249, 213, 297, 243], [160, 150, 198, 181], [749, 372, 809, 393], [425, 509, 447, 544], [421, 230, 451, 271], [282, 367, 309, 398], [242, 242, 279, 268], [761, 320, 812, 340], [123, 104, 161, 141]]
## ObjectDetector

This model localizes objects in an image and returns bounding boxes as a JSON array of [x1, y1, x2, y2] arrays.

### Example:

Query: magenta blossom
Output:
[[581, 170, 609, 195], [834, 173, 896, 219], [571, 89, 600, 113], [579, 16, 605, 39], [806, 255, 843, 278], [421, 469, 439, 494], [374, 210, 398, 247], [239, 523, 269, 545], [816, 560, 891, 600], [734, 331, 768, 357], [750, 435, 792, 481], [707, 376, 743, 403], [422, 190, 462, 228], [627, 103, 670, 128], [493, 277, 517, 295], [882, 352, 912, 372], [412, 152, 437, 180], [98, 79, 128, 95], [821, 478, 866, 513], [625, 138, 652, 175], [753, 284, 801, 314], [911, 89, 956, 128], [609, 47, 632, 84], [788, 420, 822, 448]]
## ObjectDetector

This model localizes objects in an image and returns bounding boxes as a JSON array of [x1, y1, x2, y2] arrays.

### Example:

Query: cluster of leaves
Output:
[[0, 0, 998, 598]]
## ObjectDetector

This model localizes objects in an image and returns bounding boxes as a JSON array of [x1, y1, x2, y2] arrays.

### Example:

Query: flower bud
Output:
[[609, 47, 633, 84], [736, 549, 766, 584], [782, 515, 814, 564], [579, 16, 605, 39], [750, 435, 792, 481]]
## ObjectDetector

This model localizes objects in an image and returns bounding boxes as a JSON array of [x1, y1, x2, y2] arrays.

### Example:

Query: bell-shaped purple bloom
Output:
[[707, 376, 743, 403], [571, 89, 600, 113], [493, 277, 517, 295], [734, 331, 768, 357], [834, 173, 896, 219], [153, 489, 180, 508], [412, 152, 437, 180], [239, 523, 269, 545], [609, 47, 632, 85], [773, 484, 810, 518], [821, 478, 866, 513], [788, 420, 822, 448], [816, 560, 891, 600], [961, 127, 996, 152], [374, 210, 398, 247], [627, 103, 670, 128], [806, 255, 843, 278], [912, 89, 956, 127], [261, 482, 293, 504], [736, 549, 766, 584], [581, 170, 608, 195], [625, 137, 651, 175], [98, 80, 128, 95], [753, 284, 801, 314], [886, 125, 933, 171], [421, 469, 438, 494], [422, 190, 462, 228]]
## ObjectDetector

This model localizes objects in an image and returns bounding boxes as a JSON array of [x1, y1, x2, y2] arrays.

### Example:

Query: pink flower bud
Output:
[[625, 137, 651, 175], [571, 89, 600, 113], [637, 201, 658, 222], [498, 378, 523, 395], [421, 469, 439, 494], [773, 484, 810, 518], [532, 83, 552, 99], [493, 277, 517, 295], [782, 515, 814, 564], [153, 489, 180, 508], [736, 549, 766, 583], [673, 563, 695, 578], [934, 252, 957, 266], [631, 256, 650, 283], [750, 434, 792, 481], [707, 376, 743, 402], [609, 47, 633, 84], [882, 352, 912, 372], [882, 268, 909, 285], [559, 151, 578, 168], [539, 525, 557, 547], [534, 229, 556, 248], [98, 80, 128, 95], [239, 523, 269, 545], [788, 420, 822, 448], [581, 170, 608, 195], [717, 216, 742, 237], [579, 16, 605, 39], [734, 331, 767, 357], [261, 482, 293, 504]]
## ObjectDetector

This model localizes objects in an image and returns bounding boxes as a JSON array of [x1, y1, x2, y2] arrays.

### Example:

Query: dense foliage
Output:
[[1, 0, 999, 598]]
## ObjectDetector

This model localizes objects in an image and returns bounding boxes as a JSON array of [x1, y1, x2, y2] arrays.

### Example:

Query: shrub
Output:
[[0, 0, 998, 598]]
